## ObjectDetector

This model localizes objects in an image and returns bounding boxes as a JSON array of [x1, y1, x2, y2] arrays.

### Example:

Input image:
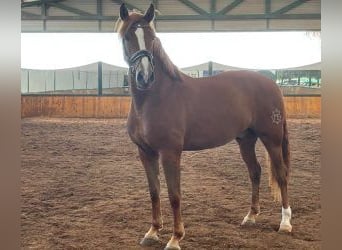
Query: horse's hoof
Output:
[[241, 216, 256, 226], [278, 223, 292, 233], [241, 219, 255, 226], [164, 237, 181, 250], [164, 245, 181, 250], [140, 236, 159, 246]]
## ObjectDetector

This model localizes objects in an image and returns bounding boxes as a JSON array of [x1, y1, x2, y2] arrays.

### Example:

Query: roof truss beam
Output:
[[111, 0, 142, 13], [178, 0, 209, 16], [21, 13, 320, 21], [217, 0, 244, 15], [48, 2, 94, 16], [273, 0, 310, 15], [21, 0, 65, 8], [156, 13, 320, 21], [21, 0, 321, 32]]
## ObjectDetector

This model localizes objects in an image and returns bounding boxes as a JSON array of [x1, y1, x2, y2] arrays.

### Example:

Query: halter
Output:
[[128, 49, 154, 74], [120, 21, 155, 74]]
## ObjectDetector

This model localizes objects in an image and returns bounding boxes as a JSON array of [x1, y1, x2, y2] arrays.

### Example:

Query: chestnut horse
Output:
[[116, 4, 292, 250]]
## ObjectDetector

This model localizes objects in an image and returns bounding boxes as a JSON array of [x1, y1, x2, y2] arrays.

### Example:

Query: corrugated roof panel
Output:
[[102, 0, 120, 17], [101, 20, 117, 32], [48, 6, 80, 17], [125, 0, 154, 13], [22, 6, 41, 15], [189, 0, 211, 12], [157, 20, 212, 32], [287, 0, 320, 14], [21, 20, 44, 32], [269, 19, 321, 30], [46, 21, 99, 32], [215, 20, 267, 31], [157, 1, 199, 15], [216, 0, 236, 13], [271, 0, 294, 13], [21, 0, 321, 32], [61, 0, 97, 15], [228, 0, 265, 15]]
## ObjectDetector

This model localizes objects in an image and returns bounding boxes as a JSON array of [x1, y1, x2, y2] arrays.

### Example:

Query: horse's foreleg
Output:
[[138, 148, 163, 246], [160, 150, 184, 250], [237, 134, 261, 226]]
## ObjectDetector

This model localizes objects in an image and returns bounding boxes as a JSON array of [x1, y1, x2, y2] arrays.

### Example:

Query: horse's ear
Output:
[[144, 4, 155, 23], [119, 3, 129, 21]]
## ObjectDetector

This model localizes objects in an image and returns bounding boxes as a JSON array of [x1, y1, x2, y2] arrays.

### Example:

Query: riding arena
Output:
[[21, 1, 321, 249]]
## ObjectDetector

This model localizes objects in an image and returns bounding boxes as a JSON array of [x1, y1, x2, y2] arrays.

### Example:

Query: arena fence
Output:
[[21, 95, 320, 119], [21, 62, 321, 96]]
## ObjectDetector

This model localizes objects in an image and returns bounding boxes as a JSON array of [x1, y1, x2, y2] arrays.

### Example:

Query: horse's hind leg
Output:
[[138, 148, 163, 246], [236, 131, 261, 225], [260, 134, 292, 232]]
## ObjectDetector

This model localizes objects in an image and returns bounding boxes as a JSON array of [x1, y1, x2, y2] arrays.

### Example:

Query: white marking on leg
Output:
[[144, 226, 159, 241], [241, 210, 259, 225], [135, 28, 150, 78], [140, 226, 160, 246], [165, 236, 181, 250], [279, 206, 292, 232]]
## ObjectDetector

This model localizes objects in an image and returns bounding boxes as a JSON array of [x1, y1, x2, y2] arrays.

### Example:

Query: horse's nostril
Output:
[[149, 72, 155, 82], [136, 70, 154, 89], [136, 71, 145, 84]]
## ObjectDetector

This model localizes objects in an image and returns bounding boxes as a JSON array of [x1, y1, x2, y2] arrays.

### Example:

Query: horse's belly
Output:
[[182, 115, 250, 150], [182, 130, 237, 151]]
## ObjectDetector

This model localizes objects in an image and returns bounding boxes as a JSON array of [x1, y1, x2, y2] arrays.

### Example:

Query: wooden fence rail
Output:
[[21, 95, 320, 119]]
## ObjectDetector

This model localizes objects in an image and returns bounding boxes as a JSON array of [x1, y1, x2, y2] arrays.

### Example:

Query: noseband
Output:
[[128, 49, 154, 74]]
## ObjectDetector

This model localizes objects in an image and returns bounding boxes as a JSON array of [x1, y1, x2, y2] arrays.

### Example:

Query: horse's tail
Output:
[[281, 118, 290, 169], [266, 118, 290, 202]]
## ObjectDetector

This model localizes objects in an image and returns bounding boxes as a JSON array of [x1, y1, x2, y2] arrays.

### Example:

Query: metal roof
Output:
[[21, 0, 321, 32]]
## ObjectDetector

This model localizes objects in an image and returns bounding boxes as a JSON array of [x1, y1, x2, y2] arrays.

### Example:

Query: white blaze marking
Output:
[[135, 28, 149, 76]]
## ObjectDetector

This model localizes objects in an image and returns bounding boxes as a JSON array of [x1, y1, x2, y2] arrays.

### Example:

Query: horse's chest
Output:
[[127, 114, 154, 148], [127, 117, 144, 144]]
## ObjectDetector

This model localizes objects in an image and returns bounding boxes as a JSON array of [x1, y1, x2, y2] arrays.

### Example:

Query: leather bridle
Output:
[[127, 48, 154, 75]]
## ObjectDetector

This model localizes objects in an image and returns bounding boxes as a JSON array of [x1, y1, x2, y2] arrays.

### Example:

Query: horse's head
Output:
[[118, 3, 156, 90]]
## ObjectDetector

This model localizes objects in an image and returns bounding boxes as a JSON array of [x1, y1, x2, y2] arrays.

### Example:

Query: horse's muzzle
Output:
[[136, 69, 155, 90]]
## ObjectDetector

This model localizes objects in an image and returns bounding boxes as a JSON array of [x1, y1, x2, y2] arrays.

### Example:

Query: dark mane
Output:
[[152, 37, 183, 81]]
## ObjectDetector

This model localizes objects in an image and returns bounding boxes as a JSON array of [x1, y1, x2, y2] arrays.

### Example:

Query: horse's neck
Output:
[[130, 38, 183, 113], [130, 68, 174, 114]]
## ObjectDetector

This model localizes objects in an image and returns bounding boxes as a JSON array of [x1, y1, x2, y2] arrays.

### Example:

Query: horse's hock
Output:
[[21, 95, 321, 119]]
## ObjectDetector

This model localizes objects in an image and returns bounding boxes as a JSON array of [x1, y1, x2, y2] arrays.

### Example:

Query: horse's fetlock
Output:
[[251, 205, 260, 215], [150, 192, 160, 203]]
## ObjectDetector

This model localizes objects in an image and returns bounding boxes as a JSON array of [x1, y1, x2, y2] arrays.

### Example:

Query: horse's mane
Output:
[[152, 37, 183, 81], [115, 11, 183, 82]]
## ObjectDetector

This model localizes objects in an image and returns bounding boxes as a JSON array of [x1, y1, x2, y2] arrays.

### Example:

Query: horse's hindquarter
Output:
[[182, 71, 283, 150]]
